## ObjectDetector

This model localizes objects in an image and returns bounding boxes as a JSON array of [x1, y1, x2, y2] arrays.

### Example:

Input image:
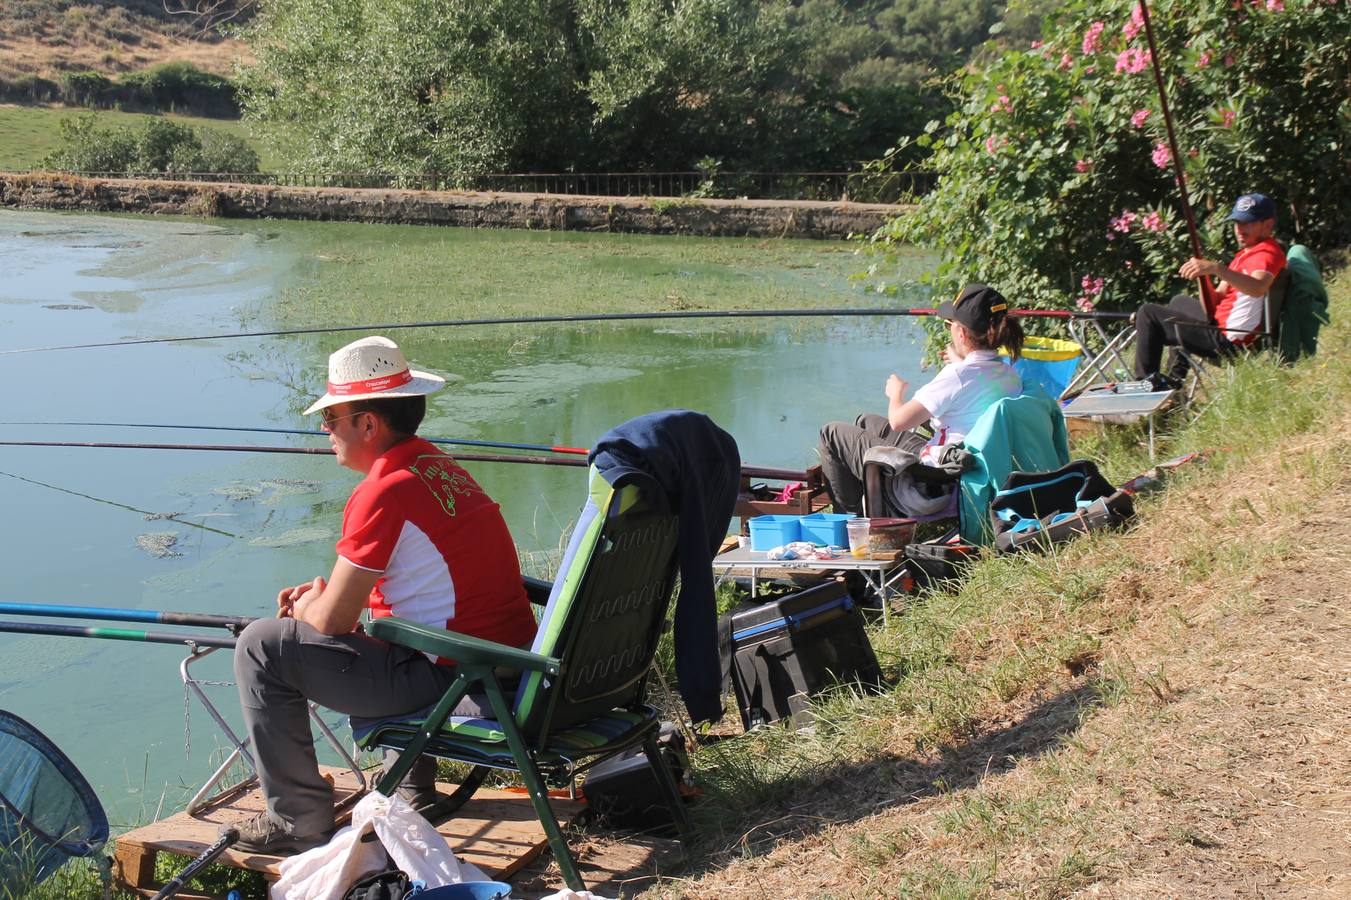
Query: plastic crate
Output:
[[798, 512, 855, 547], [748, 515, 802, 550]]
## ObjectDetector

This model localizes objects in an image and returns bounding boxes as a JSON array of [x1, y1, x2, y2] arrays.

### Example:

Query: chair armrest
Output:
[[523, 576, 552, 606], [368, 616, 560, 676]]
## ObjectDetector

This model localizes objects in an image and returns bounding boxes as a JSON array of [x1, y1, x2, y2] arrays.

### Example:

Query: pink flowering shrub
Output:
[[1082, 21, 1106, 54], [873, 0, 1351, 334]]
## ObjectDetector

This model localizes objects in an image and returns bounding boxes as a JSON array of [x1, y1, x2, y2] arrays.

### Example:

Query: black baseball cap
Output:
[[935, 283, 1009, 333], [1227, 193, 1275, 223]]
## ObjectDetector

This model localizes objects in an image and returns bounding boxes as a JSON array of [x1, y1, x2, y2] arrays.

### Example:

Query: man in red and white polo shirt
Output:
[[233, 336, 536, 853], [1132, 192, 1287, 387]]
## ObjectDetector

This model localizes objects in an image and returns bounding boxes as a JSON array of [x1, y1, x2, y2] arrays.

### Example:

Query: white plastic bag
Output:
[[270, 791, 488, 900]]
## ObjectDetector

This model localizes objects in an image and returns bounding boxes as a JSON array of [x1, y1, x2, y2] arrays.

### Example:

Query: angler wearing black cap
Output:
[[1128, 192, 1288, 387], [817, 284, 1025, 516]]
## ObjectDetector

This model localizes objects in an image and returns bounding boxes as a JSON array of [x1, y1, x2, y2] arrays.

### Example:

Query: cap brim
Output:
[[303, 369, 446, 415], [934, 299, 957, 320]]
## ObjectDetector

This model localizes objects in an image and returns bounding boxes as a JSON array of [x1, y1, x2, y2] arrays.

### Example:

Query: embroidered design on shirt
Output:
[[408, 455, 478, 516]]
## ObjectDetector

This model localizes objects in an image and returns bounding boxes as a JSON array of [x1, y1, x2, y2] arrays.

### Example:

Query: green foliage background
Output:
[[872, 0, 1351, 319], [238, 0, 1032, 177]]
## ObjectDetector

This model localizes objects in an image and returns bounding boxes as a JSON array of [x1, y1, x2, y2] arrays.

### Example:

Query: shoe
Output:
[[1146, 372, 1183, 392], [234, 811, 333, 855]]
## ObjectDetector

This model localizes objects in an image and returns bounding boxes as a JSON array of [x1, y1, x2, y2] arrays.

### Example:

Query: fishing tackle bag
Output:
[[989, 460, 1134, 553]]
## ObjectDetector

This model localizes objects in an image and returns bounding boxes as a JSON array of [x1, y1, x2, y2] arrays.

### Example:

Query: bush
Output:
[[58, 70, 113, 106], [119, 62, 239, 117], [871, 0, 1351, 329], [42, 113, 260, 175], [0, 73, 60, 103]]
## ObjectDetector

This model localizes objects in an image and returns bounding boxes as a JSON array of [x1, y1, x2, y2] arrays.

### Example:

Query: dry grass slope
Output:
[[0, 2, 247, 81]]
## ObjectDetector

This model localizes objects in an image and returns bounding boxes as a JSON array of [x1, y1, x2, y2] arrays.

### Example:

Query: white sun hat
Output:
[[303, 335, 446, 415]]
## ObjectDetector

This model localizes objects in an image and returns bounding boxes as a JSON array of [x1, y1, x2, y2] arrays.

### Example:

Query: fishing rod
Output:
[[0, 619, 237, 649], [0, 439, 811, 481], [0, 421, 590, 456], [0, 440, 585, 467], [0, 306, 1132, 355], [1137, 0, 1214, 306], [0, 602, 255, 632]]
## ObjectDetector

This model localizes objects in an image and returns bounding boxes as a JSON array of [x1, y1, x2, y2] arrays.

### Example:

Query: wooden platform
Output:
[[112, 766, 583, 898]]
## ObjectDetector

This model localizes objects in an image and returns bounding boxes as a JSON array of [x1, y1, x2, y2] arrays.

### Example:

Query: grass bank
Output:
[[0, 105, 272, 172], [657, 260, 1349, 896]]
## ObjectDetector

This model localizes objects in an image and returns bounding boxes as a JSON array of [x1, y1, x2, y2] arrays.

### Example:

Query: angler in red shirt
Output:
[[232, 336, 536, 854], [1131, 193, 1287, 388]]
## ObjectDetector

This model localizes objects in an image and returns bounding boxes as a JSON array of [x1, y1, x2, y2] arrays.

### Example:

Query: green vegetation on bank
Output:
[[39, 113, 259, 175], [0, 106, 273, 172], [0, 62, 240, 118]]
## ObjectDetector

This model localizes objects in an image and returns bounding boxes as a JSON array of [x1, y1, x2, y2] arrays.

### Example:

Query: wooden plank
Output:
[[113, 766, 583, 896], [512, 833, 684, 899]]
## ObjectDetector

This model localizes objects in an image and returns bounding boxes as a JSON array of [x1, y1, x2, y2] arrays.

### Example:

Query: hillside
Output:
[[0, 0, 249, 82]]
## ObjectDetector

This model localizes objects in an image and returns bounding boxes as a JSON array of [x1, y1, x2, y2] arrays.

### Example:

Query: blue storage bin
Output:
[[799, 513, 855, 547], [748, 515, 802, 551]]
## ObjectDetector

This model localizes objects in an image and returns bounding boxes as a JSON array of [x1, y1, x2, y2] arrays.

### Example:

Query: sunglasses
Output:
[[320, 409, 367, 432]]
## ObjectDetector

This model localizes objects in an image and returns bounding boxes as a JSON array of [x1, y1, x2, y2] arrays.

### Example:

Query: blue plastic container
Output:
[[748, 515, 802, 550], [418, 882, 513, 900], [799, 512, 855, 547]]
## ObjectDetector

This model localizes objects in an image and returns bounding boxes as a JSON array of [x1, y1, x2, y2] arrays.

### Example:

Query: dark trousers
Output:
[[1133, 293, 1234, 379], [817, 413, 927, 516]]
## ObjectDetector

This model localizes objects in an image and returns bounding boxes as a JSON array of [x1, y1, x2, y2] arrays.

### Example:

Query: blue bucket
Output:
[[418, 883, 513, 900]]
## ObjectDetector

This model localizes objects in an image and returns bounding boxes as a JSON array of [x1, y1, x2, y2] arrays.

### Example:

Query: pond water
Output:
[[0, 209, 934, 825]]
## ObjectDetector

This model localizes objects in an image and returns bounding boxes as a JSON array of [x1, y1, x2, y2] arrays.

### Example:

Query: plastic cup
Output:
[[846, 519, 871, 559]]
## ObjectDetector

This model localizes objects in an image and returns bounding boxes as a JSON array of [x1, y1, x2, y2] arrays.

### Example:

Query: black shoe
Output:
[[234, 812, 333, 855], [1146, 372, 1183, 392]]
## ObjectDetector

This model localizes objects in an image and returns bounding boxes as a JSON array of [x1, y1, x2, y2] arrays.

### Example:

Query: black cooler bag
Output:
[[729, 581, 882, 730], [989, 460, 1134, 553]]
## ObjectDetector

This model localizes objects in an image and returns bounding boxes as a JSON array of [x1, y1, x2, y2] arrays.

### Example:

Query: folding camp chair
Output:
[[0, 710, 110, 896], [862, 389, 1070, 546], [352, 465, 690, 892]]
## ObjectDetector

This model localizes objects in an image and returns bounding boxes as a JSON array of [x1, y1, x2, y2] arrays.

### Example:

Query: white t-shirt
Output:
[[911, 349, 1022, 459]]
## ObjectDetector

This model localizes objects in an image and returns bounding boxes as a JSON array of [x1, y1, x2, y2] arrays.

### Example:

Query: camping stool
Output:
[[179, 643, 367, 815]]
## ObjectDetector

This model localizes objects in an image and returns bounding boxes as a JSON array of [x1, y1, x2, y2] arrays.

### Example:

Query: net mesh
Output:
[[0, 711, 107, 894]]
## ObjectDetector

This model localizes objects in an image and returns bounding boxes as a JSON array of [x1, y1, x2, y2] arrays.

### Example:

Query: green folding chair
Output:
[[352, 465, 690, 891]]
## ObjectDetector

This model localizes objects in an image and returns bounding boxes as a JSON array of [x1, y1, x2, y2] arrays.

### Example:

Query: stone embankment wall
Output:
[[0, 173, 907, 240]]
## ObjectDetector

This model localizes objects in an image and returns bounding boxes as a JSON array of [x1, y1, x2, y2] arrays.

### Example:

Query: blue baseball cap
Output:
[[1227, 193, 1275, 223]]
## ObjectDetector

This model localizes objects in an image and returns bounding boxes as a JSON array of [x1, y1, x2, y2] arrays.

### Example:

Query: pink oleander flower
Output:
[[1266, 0, 1284, 10], [1197, 50, 1212, 68], [1106, 231, 1116, 242], [985, 135, 1002, 155], [1141, 211, 1166, 232], [1110, 210, 1139, 233], [990, 93, 1013, 113], [1115, 47, 1152, 74], [1080, 275, 1105, 296], [1131, 108, 1151, 128], [1076, 295, 1096, 312], [1030, 40, 1044, 49], [1074, 158, 1092, 172], [1125, 260, 1135, 270], [1152, 142, 1172, 168], [1222, 108, 1237, 128], [1123, 5, 1145, 41], [1224, 53, 1236, 66], [1082, 21, 1106, 55], [1060, 52, 1074, 69]]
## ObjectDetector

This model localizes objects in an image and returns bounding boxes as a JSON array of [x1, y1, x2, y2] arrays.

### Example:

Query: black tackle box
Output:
[[729, 580, 882, 730]]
